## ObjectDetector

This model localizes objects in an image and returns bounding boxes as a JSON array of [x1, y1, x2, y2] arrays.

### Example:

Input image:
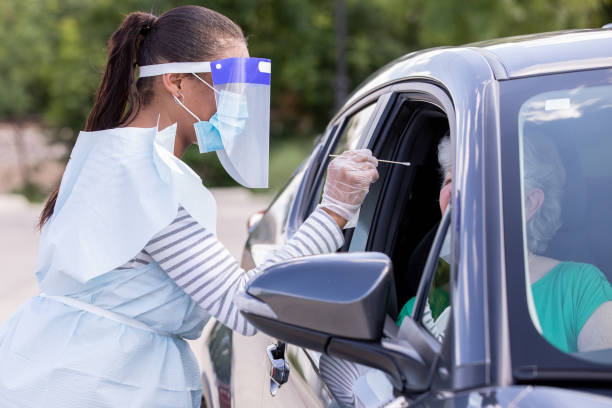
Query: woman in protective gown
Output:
[[0, 6, 379, 407]]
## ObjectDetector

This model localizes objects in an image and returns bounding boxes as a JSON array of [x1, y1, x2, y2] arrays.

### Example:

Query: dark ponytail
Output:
[[39, 6, 245, 228], [85, 12, 157, 132]]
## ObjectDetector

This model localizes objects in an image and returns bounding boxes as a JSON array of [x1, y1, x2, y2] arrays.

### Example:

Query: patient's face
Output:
[[439, 170, 452, 214]]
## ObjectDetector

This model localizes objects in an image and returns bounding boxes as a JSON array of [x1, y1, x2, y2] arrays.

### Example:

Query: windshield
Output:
[[502, 68, 612, 370]]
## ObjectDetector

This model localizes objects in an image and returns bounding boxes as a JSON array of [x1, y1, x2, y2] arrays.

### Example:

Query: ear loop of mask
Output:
[[192, 73, 219, 95], [173, 92, 201, 121], [172, 73, 219, 122]]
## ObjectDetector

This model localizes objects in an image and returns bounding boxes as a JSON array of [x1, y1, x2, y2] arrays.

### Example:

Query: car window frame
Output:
[[412, 207, 451, 325], [296, 93, 396, 391], [333, 83, 459, 392], [356, 83, 459, 394], [302, 81, 459, 397]]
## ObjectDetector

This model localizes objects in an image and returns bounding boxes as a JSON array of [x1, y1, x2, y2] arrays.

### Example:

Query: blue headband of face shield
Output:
[[139, 58, 272, 188]]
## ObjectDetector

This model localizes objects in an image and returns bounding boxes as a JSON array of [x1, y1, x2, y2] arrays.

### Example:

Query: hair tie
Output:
[[140, 24, 152, 36]]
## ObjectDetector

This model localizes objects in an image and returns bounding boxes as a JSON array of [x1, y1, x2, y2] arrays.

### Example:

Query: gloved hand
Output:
[[320, 149, 379, 227]]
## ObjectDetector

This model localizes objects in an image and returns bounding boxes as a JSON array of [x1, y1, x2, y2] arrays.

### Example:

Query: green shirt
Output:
[[397, 262, 612, 353], [533, 262, 612, 353], [397, 288, 448, 326]]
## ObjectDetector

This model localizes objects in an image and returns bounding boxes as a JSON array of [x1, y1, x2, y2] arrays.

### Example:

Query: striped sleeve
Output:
[[320, 355, 392, 408], [319, 355, 362, 408], [145, 205, 344, 336], [253, 206, 345, 272]]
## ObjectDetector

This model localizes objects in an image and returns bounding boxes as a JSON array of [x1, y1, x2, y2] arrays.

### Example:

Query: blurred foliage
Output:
[[12, 182, 47, 203], [1, 0, 611, 191]]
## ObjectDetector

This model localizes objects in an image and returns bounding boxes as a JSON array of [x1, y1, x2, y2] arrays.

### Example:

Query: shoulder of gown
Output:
[[36, 124, 217, 292]]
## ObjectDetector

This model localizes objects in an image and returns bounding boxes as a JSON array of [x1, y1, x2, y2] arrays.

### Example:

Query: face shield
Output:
[[139, 57, 271, 188]]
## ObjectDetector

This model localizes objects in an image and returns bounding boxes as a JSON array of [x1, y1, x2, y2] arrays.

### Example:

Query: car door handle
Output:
[[266, 342, 290, 396]]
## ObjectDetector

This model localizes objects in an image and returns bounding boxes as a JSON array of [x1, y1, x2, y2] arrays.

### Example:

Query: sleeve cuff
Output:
[[313, 206, 345, 250]]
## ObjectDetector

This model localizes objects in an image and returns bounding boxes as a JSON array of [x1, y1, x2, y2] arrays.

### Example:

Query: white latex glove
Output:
[[320, 149, 379, 227]]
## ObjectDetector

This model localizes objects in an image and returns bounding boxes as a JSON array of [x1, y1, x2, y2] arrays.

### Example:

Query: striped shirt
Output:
[[119, 206, 344, 336]]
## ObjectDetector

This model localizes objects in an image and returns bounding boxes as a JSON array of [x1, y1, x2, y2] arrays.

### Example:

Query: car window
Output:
[[303, 100, 377, 219], [517, 81, 612, 359], [347, 97, 451, 320], [312, 102, 379, 219], [333, 103, 378, 154], [316, 93, 453, 405]]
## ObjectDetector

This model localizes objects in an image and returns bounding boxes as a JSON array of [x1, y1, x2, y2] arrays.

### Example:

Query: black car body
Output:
[[200, 29, 612, 407]]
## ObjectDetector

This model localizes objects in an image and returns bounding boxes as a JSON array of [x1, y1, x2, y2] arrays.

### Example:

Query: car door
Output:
[[225, 95, 389, 408], [207, 82, 458, 407], [285, 86, 458, 406]]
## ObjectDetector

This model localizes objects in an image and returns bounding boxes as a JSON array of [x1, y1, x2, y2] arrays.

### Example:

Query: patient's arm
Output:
[[578, 301, 612, 351]]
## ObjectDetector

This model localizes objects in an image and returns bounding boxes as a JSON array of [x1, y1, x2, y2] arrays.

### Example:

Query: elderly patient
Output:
[[320, 134, 612, 408], [514, 134, 612, 352]]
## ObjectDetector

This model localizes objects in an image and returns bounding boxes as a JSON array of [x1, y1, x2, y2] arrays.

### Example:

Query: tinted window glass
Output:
[[317, 103, 378, 226], [516, 78, 612, 358], [419, 226, 451, 342], [333, 103, 377, 154]]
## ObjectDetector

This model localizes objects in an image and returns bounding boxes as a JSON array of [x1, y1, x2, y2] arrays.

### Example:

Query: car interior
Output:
[[337, 96, 451, 321], [374, 104, 449, 310]]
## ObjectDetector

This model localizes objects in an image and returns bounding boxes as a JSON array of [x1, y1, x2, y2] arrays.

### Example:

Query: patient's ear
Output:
[[525, 188, 544, 221]]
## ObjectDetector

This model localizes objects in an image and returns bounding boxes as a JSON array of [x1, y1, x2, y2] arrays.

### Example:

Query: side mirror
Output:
[[236, 252, 431, 390], [240, 252, 394, 343]]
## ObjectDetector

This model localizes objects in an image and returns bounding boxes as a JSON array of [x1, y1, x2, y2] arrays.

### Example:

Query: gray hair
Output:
[[437, 134, 452, 180], [436, 133, 565, 254], [522, 135, 566, 254]]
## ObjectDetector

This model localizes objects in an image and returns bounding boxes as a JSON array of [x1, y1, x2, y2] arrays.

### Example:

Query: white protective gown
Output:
[[0, 124, 216, 407]]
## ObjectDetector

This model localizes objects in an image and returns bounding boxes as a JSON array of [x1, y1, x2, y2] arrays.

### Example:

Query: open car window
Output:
[[343, 93, 451, 326], [333, 103, 377, 154]]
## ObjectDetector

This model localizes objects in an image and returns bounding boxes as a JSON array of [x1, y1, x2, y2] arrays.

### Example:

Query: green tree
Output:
[[1, 0, 611, 193]]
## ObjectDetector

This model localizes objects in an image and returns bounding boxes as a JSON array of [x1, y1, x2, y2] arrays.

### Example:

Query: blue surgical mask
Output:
[[211, 89, 249, 154], [193, 114, 223, 152], [173, 74, 249, 154]]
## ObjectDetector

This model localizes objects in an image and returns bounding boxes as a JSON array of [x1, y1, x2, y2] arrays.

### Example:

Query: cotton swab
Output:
[[329, 154, 411, 167]]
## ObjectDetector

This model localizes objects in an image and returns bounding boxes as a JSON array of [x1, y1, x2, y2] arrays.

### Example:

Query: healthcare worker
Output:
[[0, 6, 378, 408]]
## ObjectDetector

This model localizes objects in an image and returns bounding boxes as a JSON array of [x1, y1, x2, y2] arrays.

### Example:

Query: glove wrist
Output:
[[319, 207, 347, 229], [319, 198, 358, 222]]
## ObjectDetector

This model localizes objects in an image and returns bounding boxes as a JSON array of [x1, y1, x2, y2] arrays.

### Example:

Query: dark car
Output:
[[200, 28, 612, 407]]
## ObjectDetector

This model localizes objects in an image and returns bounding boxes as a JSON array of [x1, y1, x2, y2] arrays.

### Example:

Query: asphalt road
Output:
[[0, 188, 270, 325]]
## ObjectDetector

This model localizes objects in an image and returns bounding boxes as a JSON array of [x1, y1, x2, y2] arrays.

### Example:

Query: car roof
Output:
[[471, 29, 612, 78], [341, 29, 612, 115]]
